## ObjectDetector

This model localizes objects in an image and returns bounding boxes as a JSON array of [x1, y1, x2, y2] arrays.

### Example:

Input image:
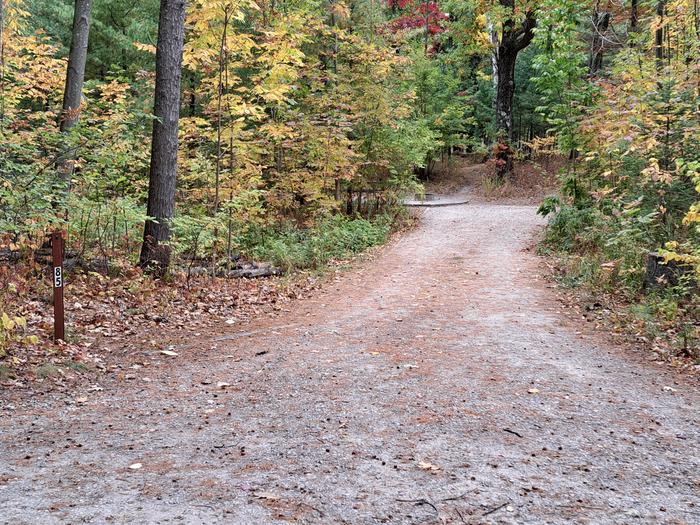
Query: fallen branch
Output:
[[226, 267, 283, 279], [482, 502, 509, 517], [187, 266, 284, 279], [503, 428, 523, 438], [396, 498, 439, 515], [441, 493, 468, 502]]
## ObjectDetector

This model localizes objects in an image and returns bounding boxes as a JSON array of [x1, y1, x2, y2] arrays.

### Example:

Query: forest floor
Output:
[[2, 159, 700, 524]]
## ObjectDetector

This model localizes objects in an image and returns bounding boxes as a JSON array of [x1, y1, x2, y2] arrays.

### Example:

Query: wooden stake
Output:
[[51, 231, 65, 341]]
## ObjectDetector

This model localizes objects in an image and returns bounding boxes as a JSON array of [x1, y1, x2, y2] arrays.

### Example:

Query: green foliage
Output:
[[531, 1, 593, 159], [26, 0, 160, 77], [245, 214, 391, 271], [535, 0, 699, 355], [543, 204, 604, 254], [537, 195, 560, 218], [410, 51, 472, 153], [2, 0, 432, 271]]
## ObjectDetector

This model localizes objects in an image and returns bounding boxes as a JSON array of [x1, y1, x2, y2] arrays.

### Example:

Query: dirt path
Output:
[[2, 202, 699, 524]]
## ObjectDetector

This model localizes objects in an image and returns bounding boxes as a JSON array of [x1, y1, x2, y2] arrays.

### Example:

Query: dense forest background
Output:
[[0, 0, 698, 357]]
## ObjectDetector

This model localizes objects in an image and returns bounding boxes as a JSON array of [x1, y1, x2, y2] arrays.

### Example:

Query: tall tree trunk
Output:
[[424, 0, 430, 54], [589, 1, 611, 76], [214, 7, 230, 214], [656, 0, 665, 67], [494, 50, 517, 144], [492, 2, 536, 180], [139, 0, 186, 275], [59, 0, 92, 188], [630, 0, 639, 31], [329, 0, 342, 199]]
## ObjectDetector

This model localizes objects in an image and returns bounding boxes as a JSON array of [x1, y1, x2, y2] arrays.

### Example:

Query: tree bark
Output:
[[588, 1, 611, 76], [656, 1, 665, 67], [492, 2, 536, 180], [59, 0, 92, 187], [214, 7, 230, 214], [494, 50, 517, 145], [630, 0, 639, 31], [139, 0, 186, 275]]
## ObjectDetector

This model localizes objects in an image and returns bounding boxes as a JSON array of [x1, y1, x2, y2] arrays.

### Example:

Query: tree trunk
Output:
[[491, 2, 536, 180], [589, 2, 611, 76], [493, 48, 516, 180], [630, 0, 639, 31], [494, 50, 517, 144], [139, 0, 186, 275], [656, 1, 665, 67], [214, 7, 230, 214], [424, 0, 430, 54], [58, 0, 92, 187]]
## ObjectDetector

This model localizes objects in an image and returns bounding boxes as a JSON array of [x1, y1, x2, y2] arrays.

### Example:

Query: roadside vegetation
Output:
[[534, 1, 699, 361]]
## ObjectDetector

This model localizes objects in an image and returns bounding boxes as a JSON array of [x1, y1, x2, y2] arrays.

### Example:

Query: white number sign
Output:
[[54, 267, 63, 288]]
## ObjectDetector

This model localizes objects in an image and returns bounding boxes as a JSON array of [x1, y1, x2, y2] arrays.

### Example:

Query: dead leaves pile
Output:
[[0, 263, 322, 390], [542, 256, 700, 375]]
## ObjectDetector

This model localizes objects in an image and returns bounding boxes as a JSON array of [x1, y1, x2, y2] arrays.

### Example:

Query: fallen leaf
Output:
[[418, 461, 441, 473], [254, 491, 280, 501]]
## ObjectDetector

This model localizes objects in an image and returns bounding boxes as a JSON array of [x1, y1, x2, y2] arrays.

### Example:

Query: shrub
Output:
[[245, 215, 391, 271]]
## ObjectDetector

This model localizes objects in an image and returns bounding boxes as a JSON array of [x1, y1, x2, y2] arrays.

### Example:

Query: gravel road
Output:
[[1, 203, 699, 524]]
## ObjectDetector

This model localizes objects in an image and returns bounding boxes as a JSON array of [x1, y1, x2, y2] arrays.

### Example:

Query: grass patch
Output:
[[35, 363, 62, 379], [0, 364, 15, 381], [243, 214, 392, 272], [65, 361, 90, 373]]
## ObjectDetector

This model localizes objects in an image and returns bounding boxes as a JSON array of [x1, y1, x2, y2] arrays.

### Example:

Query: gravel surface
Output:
[[1, 203, 699, 524]]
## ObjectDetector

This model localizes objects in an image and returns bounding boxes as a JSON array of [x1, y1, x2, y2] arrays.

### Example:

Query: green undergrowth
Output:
[[242, 213, 399, 273], [539, 203, 700, 362]]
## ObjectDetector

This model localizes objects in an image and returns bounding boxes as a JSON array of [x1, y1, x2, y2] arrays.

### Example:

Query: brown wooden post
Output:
[[51, 231, 65, 341]]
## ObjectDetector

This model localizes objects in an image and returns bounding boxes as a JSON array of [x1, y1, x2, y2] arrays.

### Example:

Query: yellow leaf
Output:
[[2, 313, 15, 331], [133, 42, 156, 54]]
